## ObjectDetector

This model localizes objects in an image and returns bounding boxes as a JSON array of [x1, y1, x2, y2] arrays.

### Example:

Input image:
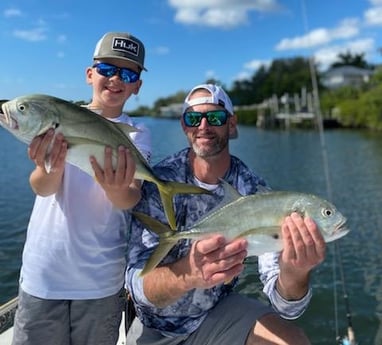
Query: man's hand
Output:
[[277, 212, 326, 300], [183, 234, 248, 289], [143, 234, 248, 307]]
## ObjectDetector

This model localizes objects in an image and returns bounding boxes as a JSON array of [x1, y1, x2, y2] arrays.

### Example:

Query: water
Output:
[[1, 118, 381, 344]]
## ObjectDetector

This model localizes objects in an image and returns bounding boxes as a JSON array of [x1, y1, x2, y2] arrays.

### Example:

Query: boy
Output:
[[12, 32, 150, 345]]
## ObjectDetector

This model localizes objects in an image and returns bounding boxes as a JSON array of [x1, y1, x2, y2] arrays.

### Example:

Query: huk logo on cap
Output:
[[112, 37, 139, 57]]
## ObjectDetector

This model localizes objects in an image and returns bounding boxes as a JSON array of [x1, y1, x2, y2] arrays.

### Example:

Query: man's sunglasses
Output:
[[93, 62, 140, 84], [183, 110, 230, 127]]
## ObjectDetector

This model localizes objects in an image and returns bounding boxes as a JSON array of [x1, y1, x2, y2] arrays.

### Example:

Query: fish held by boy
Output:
[[0, 93, 209, 230], [133, 180, 349, 276]]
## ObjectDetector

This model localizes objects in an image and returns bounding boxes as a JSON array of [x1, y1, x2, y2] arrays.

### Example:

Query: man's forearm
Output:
[[143, 258, 191, 308]]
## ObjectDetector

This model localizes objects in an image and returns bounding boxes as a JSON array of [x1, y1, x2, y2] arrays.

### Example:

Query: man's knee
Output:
[[246, 313, 311, 345]]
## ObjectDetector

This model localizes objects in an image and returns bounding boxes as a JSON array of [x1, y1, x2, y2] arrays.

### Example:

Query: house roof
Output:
[[323, 65, 373, 77]]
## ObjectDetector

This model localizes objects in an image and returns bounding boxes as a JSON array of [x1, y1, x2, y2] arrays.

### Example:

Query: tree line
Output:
[[125, 52, 382, 130]]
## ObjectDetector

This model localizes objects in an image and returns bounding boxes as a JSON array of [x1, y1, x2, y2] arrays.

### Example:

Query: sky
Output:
[[2, 0, 382, 111]]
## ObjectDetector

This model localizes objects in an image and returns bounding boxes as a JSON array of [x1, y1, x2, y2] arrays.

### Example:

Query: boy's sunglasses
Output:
[[183, 110, 230, 127], [93, 62, 140, 84]]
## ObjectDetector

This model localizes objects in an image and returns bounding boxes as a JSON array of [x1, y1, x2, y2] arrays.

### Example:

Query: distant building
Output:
[[159, 103, 183, 118], [321, 65, 374, 89]]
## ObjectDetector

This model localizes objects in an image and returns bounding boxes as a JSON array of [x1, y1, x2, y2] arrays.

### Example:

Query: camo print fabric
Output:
[[126, 147, 311, 336]]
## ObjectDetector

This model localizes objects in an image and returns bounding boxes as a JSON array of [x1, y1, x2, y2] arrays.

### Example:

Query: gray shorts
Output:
[[126, 293, 275, 345], [12, 287, 125, 345]]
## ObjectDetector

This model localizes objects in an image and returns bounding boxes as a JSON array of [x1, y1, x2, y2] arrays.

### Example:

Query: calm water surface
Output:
[[0, 118, 381, 345]]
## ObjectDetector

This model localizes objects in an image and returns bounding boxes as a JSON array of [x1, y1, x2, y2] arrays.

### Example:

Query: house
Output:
[[321, 65, 374, 89], [159, 103, 183, 118]]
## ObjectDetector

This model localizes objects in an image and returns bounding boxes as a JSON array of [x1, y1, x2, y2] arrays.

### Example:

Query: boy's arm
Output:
[[28, 130, 67, 196]]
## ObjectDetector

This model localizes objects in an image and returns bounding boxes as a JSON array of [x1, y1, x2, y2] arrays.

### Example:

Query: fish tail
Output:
[[132, 211, 178, 276], [140, 240, 175, 276], [156, 181, 210, 230]]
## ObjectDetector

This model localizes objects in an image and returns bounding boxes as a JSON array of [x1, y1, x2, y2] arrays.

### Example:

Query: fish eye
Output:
[[322, 208, 332, 217], [17, 103, 26, 112]]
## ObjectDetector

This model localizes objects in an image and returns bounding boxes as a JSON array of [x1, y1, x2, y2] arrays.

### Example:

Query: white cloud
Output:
[[174, 7, 248, 28], [364, 6, 382, 26], [276, 18, 360, 50], [3, 8, 22, 18], [313, 38, 375, 70], [369, 0, 382, 5], [244, 59, 271, 70], [205, 69, 218, 80], [168, 0, 282, 29], [234, 71, 252, 81], [13, 27, 47, 42], [233, 59, 270, 82], [346, 37, 375, 52]]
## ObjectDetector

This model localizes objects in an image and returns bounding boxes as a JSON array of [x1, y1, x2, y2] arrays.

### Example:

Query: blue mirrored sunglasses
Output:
[[183, 110, 229, 127], [93, 62, 140, 84]]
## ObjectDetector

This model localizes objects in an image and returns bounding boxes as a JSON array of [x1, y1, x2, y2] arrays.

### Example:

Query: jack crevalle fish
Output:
[[0, 94, 209, 229], [133, 180, 349, 276]]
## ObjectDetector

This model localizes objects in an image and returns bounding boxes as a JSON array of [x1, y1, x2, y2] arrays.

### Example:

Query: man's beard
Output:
[[191, 132, 229, 158]]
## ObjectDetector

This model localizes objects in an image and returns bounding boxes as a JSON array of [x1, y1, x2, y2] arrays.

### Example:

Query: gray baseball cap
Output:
[[93, 32, 147, 71]]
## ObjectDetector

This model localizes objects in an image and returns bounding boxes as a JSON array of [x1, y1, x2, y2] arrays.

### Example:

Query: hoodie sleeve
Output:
[[126, 267, 156, 307], [258, 252, 312, 319]]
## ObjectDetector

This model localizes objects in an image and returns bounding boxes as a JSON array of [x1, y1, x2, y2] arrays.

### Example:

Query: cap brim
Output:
[[93, 55, 147, 71]]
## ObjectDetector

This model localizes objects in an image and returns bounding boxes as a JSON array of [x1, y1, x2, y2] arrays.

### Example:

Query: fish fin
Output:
[[133, 211, 173, 235], [240, 229, 283, 256], [44, 129, 58, 174], [44, 159, 52, 174], [114, 122, 141, 136], [219, 179, 242, 205], [80, 106, 141, 135], [140, 241, 176, 276], [132, 211, 178, 276], [155, 181, 211, 230]]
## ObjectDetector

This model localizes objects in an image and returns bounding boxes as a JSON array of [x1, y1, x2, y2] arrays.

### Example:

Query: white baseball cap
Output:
[[182, 84, 238, 139], [182, 84, 234, 115]]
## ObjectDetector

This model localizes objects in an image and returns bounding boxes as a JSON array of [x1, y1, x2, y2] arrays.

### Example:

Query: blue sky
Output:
[[2, 0, 382, 111]]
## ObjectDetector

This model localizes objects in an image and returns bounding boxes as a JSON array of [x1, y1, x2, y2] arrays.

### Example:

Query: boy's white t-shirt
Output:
[[20, 113, 151, 299]]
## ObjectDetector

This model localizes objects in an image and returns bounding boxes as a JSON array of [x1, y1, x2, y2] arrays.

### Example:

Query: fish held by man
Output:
[[0, 94, 209, 230], [133, 180, 349, 276]]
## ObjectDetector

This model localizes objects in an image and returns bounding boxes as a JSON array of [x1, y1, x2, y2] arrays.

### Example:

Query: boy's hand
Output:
[[28, 129, 67, 174], [90, 146, 136, 191], [90, 146, 141, 209]]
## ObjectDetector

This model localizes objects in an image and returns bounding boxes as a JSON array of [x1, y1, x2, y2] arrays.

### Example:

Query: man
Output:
[[126, 84, 326, 345]]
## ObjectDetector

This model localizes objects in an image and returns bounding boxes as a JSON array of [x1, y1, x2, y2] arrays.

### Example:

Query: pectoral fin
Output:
[[240, 227, 283, 257]]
